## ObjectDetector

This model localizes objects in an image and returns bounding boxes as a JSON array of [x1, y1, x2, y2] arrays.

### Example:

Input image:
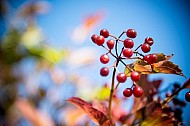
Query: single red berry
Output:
[[100, 54, 109, 64], [100, 67, 109, 76], [117, 73, 127, 83], [95, 35, 105, 46], [100, 29, 109, 38], [149, 54, 158, 63], [145, 37, 154, 46], [126, 29, 137, 38], [143, 54, 150, 63], [91, 34, 98, 43], [141, 43, 151, 53], [123, 88, 133, 97], [185, 91, 190, 102], [133, 86, 144, 98], [123, 48, 133, 58], [106, 39, 115, 49], [123, 38, 134, 48], [130, 71, 140, 82]]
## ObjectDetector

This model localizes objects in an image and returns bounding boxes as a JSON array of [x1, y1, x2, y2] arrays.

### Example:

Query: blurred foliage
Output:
[[0, 0, 105, 125]]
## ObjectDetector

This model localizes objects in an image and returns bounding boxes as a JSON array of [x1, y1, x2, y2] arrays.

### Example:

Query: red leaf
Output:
[[67, 97, 108, 125]]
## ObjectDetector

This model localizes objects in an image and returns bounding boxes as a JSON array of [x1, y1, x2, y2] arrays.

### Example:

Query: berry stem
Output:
[[133, 51, 144, 57], [114, 31, 126, 57], [114, 82, 120, 90], [108, 59, 119, 121], [102, 45, 118, 59], [109, 34, 124, 42], [134, 44, 142, 51]]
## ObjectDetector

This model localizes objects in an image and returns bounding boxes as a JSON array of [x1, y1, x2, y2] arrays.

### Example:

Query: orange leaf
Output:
[[153, 61, 184, 76], [67, 97, 108, 125], [126, 53, 184, 77]]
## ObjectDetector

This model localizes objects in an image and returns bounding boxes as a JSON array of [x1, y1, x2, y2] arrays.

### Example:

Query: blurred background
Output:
[[0, 0, 190, 125]]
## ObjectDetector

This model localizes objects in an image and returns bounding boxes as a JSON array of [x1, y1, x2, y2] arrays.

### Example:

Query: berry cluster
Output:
[[91, 28, 186, 99], [91, 29, 150, 98]]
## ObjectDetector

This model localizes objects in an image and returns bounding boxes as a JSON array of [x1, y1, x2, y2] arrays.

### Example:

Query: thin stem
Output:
[[102, 45, 118, 59], [119, 47, 125, 57], [109, 34, 124, 42], [133, 51, 144, 57], [134, 44, 142, 51], [108, 59, 119, 121], [114, 32, 126, 57], [107, 31, 126, 121], [120, 60, 127, 66], [114, 82, 120, 90]]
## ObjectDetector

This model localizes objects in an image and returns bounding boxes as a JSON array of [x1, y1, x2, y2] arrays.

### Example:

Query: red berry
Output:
[[133, 86, 144, 98], [123, 48, 133, 58], [95, 35, 105, 46], [143, 54, 157, 64], [130, 71, 140, 82], [100, 29, 109, 38], [91, 34, 98, 43], [123, 38, 134, 48], [185, 91, 190, 102], [126, 29, 137, 38], [117, 73, 127, 83], [141, 43, 150, 53], [143, 54, 150, 63], [106, 39, 115, 49], [149, 54, 158, 63], [100, 54, 109, 64], [100, 67, 109, 76], [123, 88, 132, 97], [145, 37, 154, 46]]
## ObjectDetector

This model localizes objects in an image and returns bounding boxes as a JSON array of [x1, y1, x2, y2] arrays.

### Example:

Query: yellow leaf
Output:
[[96, 86, 110, 100]]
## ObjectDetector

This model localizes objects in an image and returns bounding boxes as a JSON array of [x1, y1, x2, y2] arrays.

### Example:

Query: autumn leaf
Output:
[[125, 63, 135, 76], [152, 61, 184, 76], [67, 97, 109, 125], [133, 102, 173, 126], [154, 53, 173, 62], [136, 75, 162, 98], [124, 53, 184, 76]]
